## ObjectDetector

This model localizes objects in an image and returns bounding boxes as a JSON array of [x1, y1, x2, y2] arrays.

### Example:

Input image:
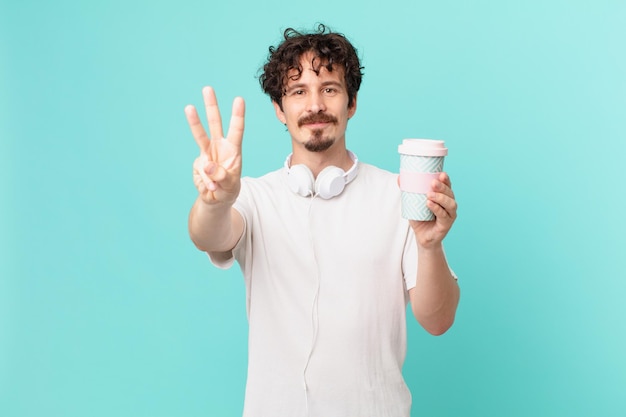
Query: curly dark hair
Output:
[[259, 23, 364, 110]]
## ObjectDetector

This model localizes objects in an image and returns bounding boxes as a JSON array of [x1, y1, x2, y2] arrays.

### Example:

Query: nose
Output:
[[307, 91, 326, 113]]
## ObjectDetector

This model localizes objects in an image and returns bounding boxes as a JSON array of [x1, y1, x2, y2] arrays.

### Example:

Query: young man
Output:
[[185, 25, 460, 417]]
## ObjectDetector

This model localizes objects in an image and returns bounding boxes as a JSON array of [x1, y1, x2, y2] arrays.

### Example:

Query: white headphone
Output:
[[284, 150, 359, 199]]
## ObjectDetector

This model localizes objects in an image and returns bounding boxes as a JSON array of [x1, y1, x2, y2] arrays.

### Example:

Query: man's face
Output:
[[273, 51, 357, 153]]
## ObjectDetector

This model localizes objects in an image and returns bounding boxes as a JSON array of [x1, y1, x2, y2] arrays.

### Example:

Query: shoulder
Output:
[[240, 168, 284, 191], [353, 162, 398, 191], [236, 168, 288, 211], [357, 162, 396, 179]]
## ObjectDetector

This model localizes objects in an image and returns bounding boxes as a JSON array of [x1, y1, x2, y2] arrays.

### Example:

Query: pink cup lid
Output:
[[398, 139, 448, 157]]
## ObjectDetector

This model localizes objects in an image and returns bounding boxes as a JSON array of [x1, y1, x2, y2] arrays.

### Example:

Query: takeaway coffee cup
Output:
[[398, 139, 448, 220]]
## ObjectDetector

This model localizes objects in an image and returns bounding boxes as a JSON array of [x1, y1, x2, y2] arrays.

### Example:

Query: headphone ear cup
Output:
[[287, 164, 315, 197], [315, 166, 346, 199]]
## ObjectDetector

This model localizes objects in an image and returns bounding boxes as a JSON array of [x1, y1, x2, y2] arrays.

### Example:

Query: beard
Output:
[[304, 129, 335, 152], [299, 113, 338, 153]]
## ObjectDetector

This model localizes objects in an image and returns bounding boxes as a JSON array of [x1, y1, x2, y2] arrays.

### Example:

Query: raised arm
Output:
[[186, 86, 245, 253], [408, 172, 461, 335]]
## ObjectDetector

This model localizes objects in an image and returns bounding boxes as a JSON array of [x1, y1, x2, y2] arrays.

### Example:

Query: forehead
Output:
[[284, 51, 346, 86]]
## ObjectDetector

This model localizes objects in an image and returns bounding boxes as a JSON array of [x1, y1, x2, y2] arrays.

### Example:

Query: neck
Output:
[[290, 140, 353, 178], [291, 148, 353, 178]]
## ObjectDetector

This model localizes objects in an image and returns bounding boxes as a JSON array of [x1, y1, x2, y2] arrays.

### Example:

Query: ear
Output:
[[348, 94, 358, 119], [273, 101, 287, 124]]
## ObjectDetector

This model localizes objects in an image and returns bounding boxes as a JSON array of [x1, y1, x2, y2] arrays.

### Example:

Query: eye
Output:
[[323, 87, 338, 95]]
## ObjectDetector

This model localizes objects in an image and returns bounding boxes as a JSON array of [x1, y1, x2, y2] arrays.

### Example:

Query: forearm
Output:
[[411, 244, 460, 335], [188, 197, 243, 253]]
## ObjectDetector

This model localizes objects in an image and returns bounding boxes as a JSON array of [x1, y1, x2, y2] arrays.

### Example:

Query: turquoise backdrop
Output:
[[2, 0, 625, 416]]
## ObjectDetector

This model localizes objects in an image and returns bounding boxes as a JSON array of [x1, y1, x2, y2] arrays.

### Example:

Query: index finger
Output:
[[185, 104, 210, 153], [439, 172, 452, 188], [203, 86, 224, 140], [436, 172, 454, 198]]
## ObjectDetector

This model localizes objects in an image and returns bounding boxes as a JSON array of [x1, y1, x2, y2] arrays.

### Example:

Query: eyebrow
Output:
[[285, 81, 344, 94], [320, 81, 343, 89]]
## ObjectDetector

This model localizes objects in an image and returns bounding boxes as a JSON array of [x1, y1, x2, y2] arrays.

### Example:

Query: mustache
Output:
[[298, 113, 338, 127]]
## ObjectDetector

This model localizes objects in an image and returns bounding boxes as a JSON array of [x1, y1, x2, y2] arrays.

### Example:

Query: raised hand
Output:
[[409, 172, 458, 249], [185, 86, 245, 206]]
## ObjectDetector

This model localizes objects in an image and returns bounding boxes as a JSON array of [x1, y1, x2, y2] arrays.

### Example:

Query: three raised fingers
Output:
[[186, 87, 245, 150]]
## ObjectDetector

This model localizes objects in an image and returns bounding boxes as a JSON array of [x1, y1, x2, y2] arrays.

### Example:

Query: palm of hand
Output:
[[194, 138, 241, 204]]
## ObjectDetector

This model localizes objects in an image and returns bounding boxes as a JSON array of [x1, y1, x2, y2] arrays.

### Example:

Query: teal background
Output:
[[2, 0, 625, 416]]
